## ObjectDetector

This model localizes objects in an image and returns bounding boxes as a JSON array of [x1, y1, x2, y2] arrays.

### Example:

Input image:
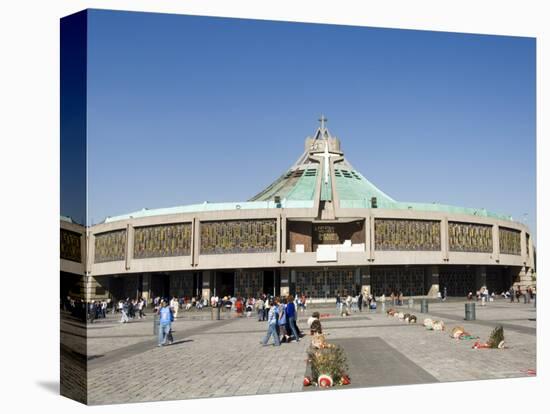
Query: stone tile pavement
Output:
[[79, 299, 536, 405]]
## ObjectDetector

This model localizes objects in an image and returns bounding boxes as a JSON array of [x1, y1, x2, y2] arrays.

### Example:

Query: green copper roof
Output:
[[101, 119, 515, 224], [335, 168, 395, 204], [104, 200, 315, 223], [286, 169, 318, 200], [250, 167, 318, 202]]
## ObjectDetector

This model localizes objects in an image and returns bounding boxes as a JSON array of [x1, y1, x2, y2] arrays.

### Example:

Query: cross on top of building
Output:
[[318, 114, 328, 131]]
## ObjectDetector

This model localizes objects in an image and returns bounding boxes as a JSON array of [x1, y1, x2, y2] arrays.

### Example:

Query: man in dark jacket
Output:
[[285, 295, 300, 342]]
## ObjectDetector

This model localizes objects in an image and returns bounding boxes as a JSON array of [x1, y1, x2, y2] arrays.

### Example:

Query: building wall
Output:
[[85, 207, 533, 296]]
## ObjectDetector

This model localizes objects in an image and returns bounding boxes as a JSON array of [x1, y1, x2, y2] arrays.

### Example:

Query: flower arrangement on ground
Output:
[[306, 334, 350, 387]]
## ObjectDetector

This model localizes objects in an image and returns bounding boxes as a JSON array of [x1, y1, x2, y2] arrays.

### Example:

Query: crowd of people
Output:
[[506, 285, 536, 303], [63, 281, 537, 330], [116, 297, 147, 323], [335, 291, 380, 315], [260, 294, 305, 346]]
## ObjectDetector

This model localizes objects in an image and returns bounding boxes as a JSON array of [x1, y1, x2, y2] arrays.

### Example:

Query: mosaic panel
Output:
[[169, 273, 194, 297], [94, 229, 126, 263], [235, 270, 263, 297], [371, 267, 426, 296], [134, 223, 192, 259], [327, 269, 356, 297], [200, 219, 277, 255], [448, 222, 493, 253], [60, 229, 82, 263], [295, 270, 325, 298], [499, 227, 521, 255], [295, 270, 356, 298], [439, 268, 476, 297], [374, 219, 440, 251]]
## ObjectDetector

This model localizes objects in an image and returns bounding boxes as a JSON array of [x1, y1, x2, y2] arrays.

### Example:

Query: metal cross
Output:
[[321, 141, 338, 184]]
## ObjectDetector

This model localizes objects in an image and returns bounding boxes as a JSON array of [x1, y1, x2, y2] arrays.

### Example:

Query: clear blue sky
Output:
[[86, 9, 536, 239]]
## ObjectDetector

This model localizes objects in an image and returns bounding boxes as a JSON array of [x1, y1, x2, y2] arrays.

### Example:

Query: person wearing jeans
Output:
[[157, 300, 174, 346], [261, 298, 280, 346], [285, 295, 300, 342]]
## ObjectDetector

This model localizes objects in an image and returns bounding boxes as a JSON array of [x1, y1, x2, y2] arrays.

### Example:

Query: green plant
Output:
[[308, 344, 348, 382], [487, 326, 504, 348]]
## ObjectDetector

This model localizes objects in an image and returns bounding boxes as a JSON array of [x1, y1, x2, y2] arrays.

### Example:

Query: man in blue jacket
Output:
[[158, 300, 174, 346], [260, 298, 280, 346], [285, 295, 300, 342]]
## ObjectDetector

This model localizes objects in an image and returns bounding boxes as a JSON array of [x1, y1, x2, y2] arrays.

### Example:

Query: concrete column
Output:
[[277, 214, 282, 263], [367, 215, 374, 261], [517, 266, 532, 291], [190, 217, 196, 267], [82, 275, 94, 302], [193, 218, 201, 267], [142, 273, 152, 303], [361, 265, 371, 296], [280, 268, 290, 297], [441, 218, 449, 261], [427, 265, 439, 297], [203, 270, 214, 297], [87, 232, 95, 276], [81, 232, 88, 274], [475, 266, 487, 290], [125, 224, 133, 271], [527, 235, 534, 268], [520, 230, 527, 264], [281, 215, 287, 263], [492, 225, 500, 262]]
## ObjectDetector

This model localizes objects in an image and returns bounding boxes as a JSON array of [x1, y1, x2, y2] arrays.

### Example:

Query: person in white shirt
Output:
[[170, 297, 179, 319]]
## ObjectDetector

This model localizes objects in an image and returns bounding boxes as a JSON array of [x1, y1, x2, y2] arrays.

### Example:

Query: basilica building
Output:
[[61, 118, 535, 302]]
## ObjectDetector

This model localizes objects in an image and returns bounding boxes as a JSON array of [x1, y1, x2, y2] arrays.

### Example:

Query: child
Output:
[[308, 311, 322, 335]]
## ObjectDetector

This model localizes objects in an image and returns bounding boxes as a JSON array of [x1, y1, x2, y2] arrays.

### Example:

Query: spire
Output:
[[318, 114, 328, 134]]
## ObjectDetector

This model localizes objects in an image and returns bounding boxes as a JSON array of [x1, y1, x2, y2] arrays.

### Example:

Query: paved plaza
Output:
[[61, 299, 536, 405]]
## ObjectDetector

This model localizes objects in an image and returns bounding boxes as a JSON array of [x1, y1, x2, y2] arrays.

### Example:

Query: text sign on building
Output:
[[314, 225, 340, 243]]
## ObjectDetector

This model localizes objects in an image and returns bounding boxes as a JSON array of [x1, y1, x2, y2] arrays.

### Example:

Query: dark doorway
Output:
[[60, 272, 84, 301], [109, 276, 124, 301], [263, 270, 275, 296], [192, 272, 203, 297], [216, 271, 235, 297], [151, 273, 170, 300]]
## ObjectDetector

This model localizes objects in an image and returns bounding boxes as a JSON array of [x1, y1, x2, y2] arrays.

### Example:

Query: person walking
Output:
[[157, 300, 174, 346], [137, 298, 145, 319], [256, 296, 264, 321], [128, 299, 135, 319], [278, 298, 289, 342], [516, 286, 521, 303], [264, 295, 271, 321], [286, 295, 300, 342], [170, 296, 179, 319], [358, 292, 363, 312], [260, 298, 280, 346], [120, 300, 129, 323]]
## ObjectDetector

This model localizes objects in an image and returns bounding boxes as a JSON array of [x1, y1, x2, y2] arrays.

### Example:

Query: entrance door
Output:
[[192, 272, 203, 297], [263, 270, 275, 296], [151, 273, 170, 300], [216, 271, 235, 297], [108, 276, 124, 302]]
